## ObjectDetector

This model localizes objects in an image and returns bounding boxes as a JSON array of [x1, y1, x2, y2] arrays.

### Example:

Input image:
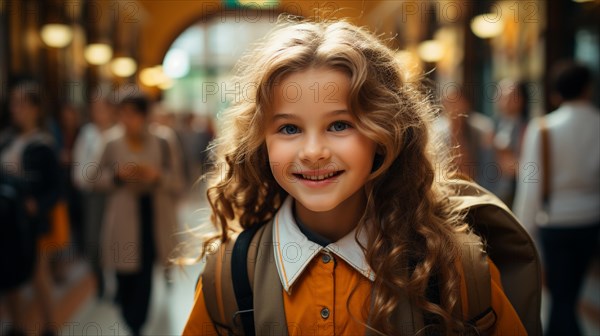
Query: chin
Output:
[[294, 195, 341, 213]]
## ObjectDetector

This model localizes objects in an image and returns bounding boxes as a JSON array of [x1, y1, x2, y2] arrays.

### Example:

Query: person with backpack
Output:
[[183, 18, 541, 335], [513, 61, 600, 336], [0, 81, 61, 336]]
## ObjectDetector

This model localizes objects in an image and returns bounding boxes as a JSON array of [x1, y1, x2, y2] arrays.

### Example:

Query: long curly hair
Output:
[[201, 17, 469, 335]]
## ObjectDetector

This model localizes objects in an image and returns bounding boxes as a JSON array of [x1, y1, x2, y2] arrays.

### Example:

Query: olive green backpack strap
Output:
[[201, 220, 288, 335], [202, 232, 242, 335], [252, 220, 289, 335], [373, 232, 493, 336], [455, 232, 497, 334], [387, 281, 425, 335], [365, 266, 425, 336]]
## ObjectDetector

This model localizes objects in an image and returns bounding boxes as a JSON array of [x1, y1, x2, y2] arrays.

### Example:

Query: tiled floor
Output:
[[60, 263, 203, 336], [59, 191, 211, 336]]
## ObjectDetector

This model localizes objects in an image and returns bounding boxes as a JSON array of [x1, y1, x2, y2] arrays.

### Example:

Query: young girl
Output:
[[183, 18, 527, 335]]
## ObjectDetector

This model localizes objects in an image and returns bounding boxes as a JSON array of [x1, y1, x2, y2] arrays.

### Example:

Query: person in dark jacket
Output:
[[0, 82, 61, 336]]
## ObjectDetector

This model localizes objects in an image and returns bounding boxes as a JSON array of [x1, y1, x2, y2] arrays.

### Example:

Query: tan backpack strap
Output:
[[539, 118, 551, 209], [456, 232, 496, 334], [391, 287, 425, 335], [252, 220, 289, 335], [202, 233, 241, 334], [365, 260, 424, 336]]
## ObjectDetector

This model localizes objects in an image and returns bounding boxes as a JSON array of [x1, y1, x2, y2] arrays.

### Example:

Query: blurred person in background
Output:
[[54, 103, 83, 280], [93, 94, 184, 336], [513, 61, 600, 336], [0, 82, 61, 336], [177, 112, 214, 187], [150, 106, 186, 189], [72, 88, 120, 298], [437, 85, 495, 188], [490, 79, 531, 206]]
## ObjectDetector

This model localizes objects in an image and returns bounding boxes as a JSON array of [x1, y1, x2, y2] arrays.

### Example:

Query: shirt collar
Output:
[[272, 197, 375, 294]]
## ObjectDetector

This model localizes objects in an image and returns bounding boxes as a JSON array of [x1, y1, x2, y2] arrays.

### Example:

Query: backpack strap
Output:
[[449, 179, 542, 335], [201, 220, 287, 335], [252, 220, 288, 335], [230, 225, 263, 335], [456, 232, 497, 334], [387, 279, 425, 335], [202, 233, 240, 335], [380, 232, 495, 336]]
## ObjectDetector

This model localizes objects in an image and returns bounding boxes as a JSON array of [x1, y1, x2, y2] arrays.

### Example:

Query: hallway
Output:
[[60, 263, 202, 336], [58, 193, 210, 336]]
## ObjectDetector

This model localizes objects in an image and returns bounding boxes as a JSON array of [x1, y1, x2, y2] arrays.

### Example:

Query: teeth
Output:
[[300, 172, 336, 181]]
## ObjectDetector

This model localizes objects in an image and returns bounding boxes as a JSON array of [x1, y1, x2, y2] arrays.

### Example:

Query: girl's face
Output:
[[265, 67, 377, 213]]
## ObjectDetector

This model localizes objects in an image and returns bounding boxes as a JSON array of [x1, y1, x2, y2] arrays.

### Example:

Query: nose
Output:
[[298, 133, 331, 164]]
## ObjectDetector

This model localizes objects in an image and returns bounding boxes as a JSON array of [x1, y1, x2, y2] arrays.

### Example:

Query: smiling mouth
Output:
[[293, 171, 344, 181]]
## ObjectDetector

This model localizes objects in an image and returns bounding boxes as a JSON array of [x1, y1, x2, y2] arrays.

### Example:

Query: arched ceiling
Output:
[[137, 0, 393, 69]]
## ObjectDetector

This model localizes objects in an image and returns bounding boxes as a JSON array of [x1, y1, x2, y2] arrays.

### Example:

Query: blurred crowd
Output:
[[0, 85, 214, 336]]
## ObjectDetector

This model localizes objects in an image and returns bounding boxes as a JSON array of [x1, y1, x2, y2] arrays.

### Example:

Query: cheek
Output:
[[346, 137, 377, 173], [266, 140, 288, 175]]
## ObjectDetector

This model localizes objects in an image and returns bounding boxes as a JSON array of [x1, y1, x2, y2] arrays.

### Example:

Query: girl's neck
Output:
[[294, 189, 367, 242]]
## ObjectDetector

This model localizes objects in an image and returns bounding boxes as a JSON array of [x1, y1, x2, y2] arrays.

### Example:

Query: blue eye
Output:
[[329, 121, 351, 132], [279, 124, 300, 135]]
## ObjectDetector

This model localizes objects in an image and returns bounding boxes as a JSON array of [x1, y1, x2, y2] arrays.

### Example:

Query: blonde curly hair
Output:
[[200, 17, 468, 335]]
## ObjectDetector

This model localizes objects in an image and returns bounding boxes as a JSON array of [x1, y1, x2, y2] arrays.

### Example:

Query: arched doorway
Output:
[[159, 12, 278, 116]]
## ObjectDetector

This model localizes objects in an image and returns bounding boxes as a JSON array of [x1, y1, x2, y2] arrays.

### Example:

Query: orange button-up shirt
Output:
[[183, 197, 527, 335]]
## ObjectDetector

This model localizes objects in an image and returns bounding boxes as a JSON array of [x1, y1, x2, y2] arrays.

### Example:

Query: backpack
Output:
[[199, 179, 542, 335], [0, 152, 37, 291]]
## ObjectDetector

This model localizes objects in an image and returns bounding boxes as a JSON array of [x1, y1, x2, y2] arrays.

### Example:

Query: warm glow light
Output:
[[572, 0, 594, 3], [110, 57, 137, 77], [417, 40, 445, 63], [158, 77, 175, 90], [471, 14, 504, 39], [140, 66, 168, 87], [40, 24, 73, 48], [84, 43, 113, 65], [395, 50, 419, 67]]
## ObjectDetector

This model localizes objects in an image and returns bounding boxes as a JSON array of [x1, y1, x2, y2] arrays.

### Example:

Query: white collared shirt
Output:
[[272, 196, 375, 294]]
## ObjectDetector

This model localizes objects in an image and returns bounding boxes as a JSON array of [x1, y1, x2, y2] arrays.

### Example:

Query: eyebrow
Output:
[[272, 109, 350, 122]]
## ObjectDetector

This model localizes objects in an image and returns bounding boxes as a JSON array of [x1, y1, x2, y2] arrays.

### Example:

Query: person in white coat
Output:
[[513, 61, 600, 336], [72, 90, 120, 298]]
